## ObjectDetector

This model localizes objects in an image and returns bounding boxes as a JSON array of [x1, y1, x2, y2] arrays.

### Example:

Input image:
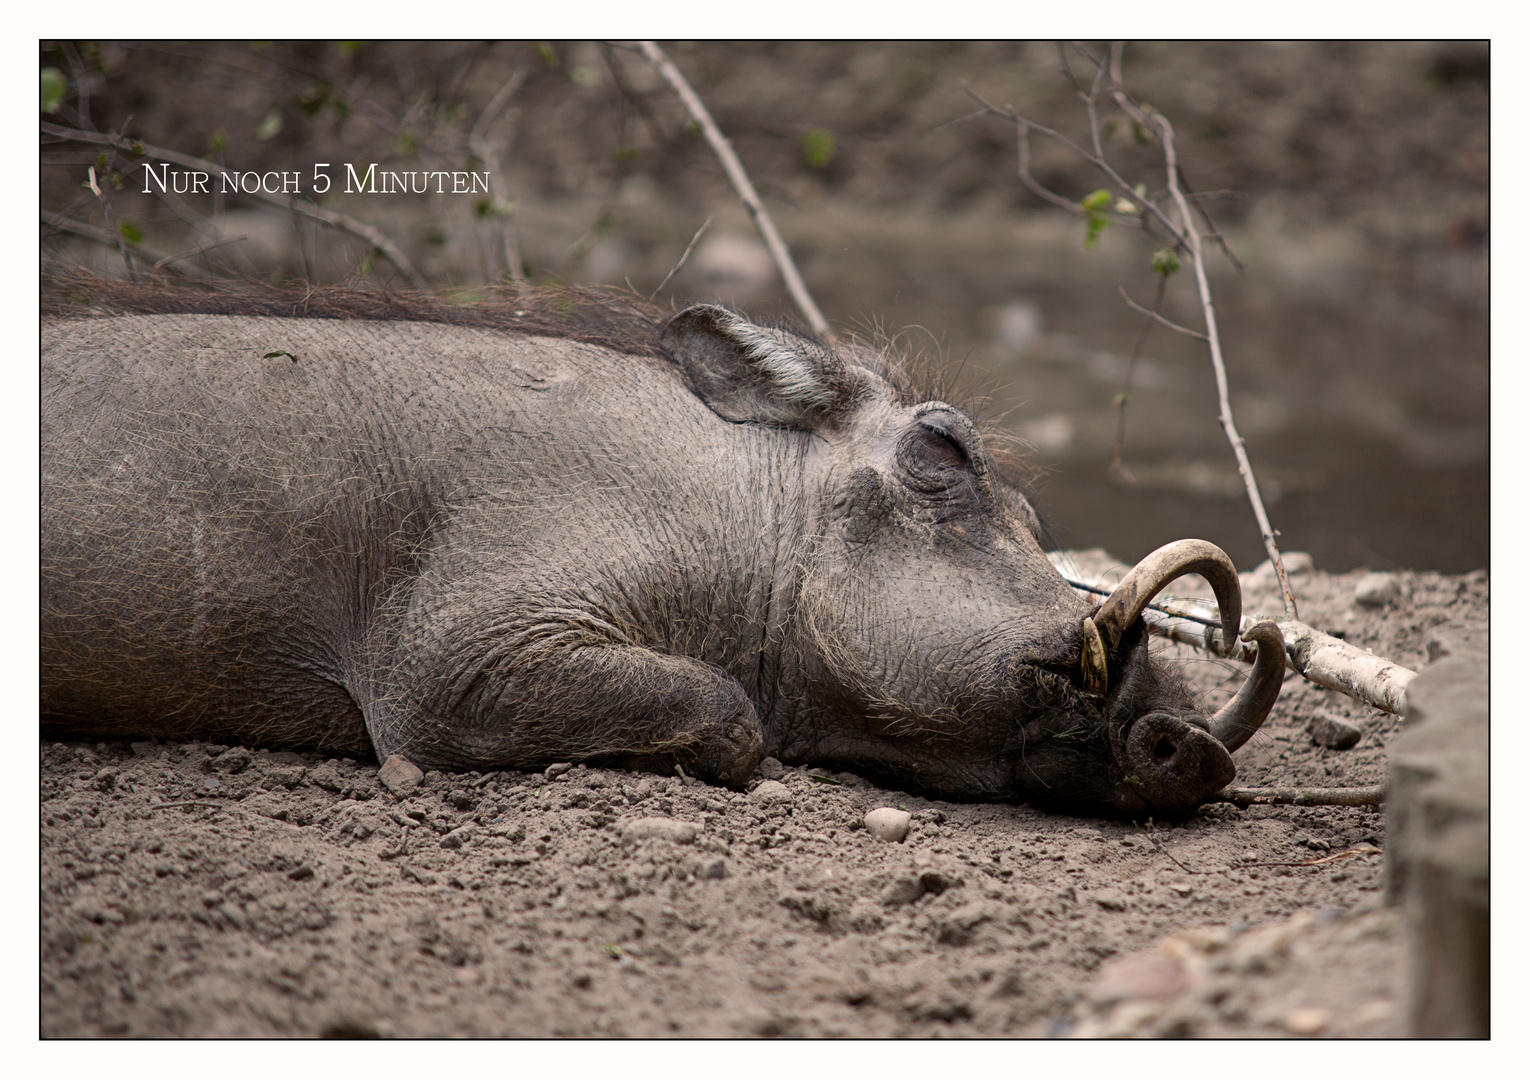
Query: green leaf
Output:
[[296, 83, 330, 116], [41, 67, 66, 114], [256, 109, 283, 140], [534, 42, 558, 68], [1079, 188, 1112, 212], [806, 773, 843, 786], [262, 350, 299, 363], [395, 129, 417, 158], [1084, 213, 1108, 250], [117, 222, 142, 246], [1151, 248, 1182, 277], [207, 130, 229, 154], [337, 41, 364, 58], [802, 127, 837, 170]]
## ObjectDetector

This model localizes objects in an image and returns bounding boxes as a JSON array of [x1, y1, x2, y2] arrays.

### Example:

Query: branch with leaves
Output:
[[968, 41, 1298, 619]]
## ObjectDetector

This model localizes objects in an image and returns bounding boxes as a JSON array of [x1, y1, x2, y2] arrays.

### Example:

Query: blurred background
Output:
[[40, 41, 1489, 575]]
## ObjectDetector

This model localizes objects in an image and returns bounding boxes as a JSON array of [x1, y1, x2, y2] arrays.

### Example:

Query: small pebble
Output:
[[543, 762, 574, 779], [1089, 952, 1189, 1004], [756, 757, 786, 781], [1307, 713, 1361, 749], [378, 754, 423, 796], [1091, 888, 1128, 911], [749, 780, 793, 806], [1353, 572, 1400, 609], [1284, 1006, 1332, 1036], [213, 746, 253, 774], [620, 817, 699, 844], [864, 807, 911, 842]]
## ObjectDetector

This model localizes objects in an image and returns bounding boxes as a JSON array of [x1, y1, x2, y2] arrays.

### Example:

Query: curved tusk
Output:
[[1080, 616, 1109, 696], [1209, 620, 1287, 752], [1092, 539, 1242, 657]]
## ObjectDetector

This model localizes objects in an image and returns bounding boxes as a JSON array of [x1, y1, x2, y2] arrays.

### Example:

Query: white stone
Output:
[[864, 807, 912, 842], [1354, 572, 1400, 609]]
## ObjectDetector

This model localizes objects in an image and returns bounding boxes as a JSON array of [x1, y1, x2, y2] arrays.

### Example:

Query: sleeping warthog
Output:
[[41, 288, 1283, 816]]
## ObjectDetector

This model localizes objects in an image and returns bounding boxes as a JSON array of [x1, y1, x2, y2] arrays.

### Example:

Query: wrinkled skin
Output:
[[41, 302, 1235, 818]]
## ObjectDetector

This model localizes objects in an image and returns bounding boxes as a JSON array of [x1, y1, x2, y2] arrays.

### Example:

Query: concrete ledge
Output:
[[1384, 621, 1489, 1038]]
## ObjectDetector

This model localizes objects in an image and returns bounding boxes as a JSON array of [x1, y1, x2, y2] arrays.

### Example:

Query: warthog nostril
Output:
[[1153, 736, 1179, 764]]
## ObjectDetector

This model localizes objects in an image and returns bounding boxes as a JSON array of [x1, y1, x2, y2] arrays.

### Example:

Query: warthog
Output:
[[41, 285, 1283, 817]]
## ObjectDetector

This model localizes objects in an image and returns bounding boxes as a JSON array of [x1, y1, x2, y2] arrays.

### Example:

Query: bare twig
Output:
[[59, 40, 93, 130], [1104, 44, 1296, 619], [42, 121, 427, 287], [84, 166, 139, 283], [153, 234, 247, 269], [635, 41, 833, 342], [1236, 845, 1382, 868], [1109, 276, 1170, 482], [468, 70, 528, 286], [379, 825, 411, 860], [650, 214, 712, 299], [1117, 285, 1206, 340], [1215, 784, 1387, 808]]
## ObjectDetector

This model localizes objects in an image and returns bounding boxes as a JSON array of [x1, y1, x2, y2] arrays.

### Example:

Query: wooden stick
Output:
[[1216, 784, 1386, 808], [1050, 559, 1418, 715], [635, 41, 834, 342]]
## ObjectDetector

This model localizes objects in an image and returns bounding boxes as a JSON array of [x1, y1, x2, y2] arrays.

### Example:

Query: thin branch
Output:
[[467, 70, 528, 286], [1236, 845, 1382, 868], [1109, 275, 1169, 482], [1117, 285, 1207, 340], [964, 84, 1187, 249], [1215, 785, 1386, 808], [650, 214, 712, 299], [1104, 44, 1297, 619], [83, 166, 139, 283], [153, 234, 247, 269], [59, 40, 93, 131], [635, 40, 833, 343], [42, 121, 427, 288]]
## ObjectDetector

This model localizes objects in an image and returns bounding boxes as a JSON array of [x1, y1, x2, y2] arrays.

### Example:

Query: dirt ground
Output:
[[38, 559, 1487, 1039]]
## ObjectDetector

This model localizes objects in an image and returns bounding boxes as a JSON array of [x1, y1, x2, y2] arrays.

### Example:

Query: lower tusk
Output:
[[1208, 620, 1287, 752], [1080, 616, 1109, 696]]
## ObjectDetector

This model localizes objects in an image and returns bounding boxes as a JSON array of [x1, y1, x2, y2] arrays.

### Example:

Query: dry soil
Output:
[[39, 560, 1488, 1038]]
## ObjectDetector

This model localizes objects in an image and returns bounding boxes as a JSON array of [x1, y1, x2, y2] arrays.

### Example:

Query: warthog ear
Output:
[[661, 304, 846, 428]]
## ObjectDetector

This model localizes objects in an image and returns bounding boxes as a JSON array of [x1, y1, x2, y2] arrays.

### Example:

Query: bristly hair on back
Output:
[[42, 271, 676, 361], [44, 270, 1044, 489]]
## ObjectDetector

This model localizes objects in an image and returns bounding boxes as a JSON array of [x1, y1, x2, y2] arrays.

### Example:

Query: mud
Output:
[[39, 564, 1487, 1038]]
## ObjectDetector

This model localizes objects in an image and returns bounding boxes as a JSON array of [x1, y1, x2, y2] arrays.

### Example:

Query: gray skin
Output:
[[42, 303, 1234, 817]]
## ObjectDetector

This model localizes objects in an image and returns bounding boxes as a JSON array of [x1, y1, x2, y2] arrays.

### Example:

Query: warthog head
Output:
[[666, 304, 1284, 817]]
